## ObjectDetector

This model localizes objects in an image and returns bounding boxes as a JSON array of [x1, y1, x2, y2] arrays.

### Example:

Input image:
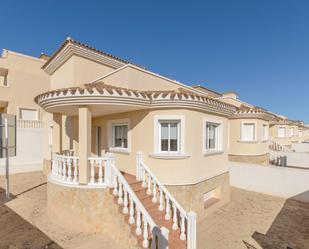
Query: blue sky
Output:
[[0, 1, 308, 122]]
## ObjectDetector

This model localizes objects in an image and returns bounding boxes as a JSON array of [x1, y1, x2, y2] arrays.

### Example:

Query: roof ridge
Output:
[[42, 37, 145, 70]]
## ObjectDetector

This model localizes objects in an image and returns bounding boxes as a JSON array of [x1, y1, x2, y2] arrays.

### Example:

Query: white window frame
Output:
[[262, 123, 268, 141], [240, 121, 257, 142], [18, 107, 39, 120], [153, 115, 186, 158], [277, 126, 286, 138], [107, 118, 131, 154], [203, 117, 224, 155], [158, 120, 180, 153]]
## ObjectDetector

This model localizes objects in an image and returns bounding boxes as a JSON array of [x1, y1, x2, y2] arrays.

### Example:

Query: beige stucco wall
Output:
[[269, 124, 292, 146], [0, 51, 50, 116], [57, 108, 229, 185], [102, 65, 192, 91], [93, 109, 229, 185], [228, 118, 269, 156], [50, 55, 116, 89]]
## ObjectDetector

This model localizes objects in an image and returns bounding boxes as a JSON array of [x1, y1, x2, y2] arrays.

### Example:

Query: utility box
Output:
[[0, 114, 16, 158]]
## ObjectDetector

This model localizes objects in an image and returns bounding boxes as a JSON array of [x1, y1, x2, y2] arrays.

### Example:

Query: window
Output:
[[241, 123, 256, 141], [159, 120, 180, 153], [19, 108, 38, 120], [278, 127, 286, 138], [96, 126, 102, 156], [262, 124, 268, 141], [206, 122, 220, 151], [0, 75, 8, 86], [112, 124, 128, 149], [290, 128, 294, 137]]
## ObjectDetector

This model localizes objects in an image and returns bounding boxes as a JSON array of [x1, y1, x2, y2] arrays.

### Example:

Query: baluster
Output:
[[58, 158, 62, 177], [180, 214, 186, 240], [90, 159, 95, 184], [141, 168, 146, 188], [172, 204, 178, 230], [98, 159, 103, 184], [118, 181, 123, 204], [158, 189, 164, 211], [129, 197, 135, 224], [147, 174, 152, 195], [135, 208, 142, 235], [152, 181, 157, 203], [142, 215, 149, 248], [67, 158, 72, 182], [51, 159, 56, 176], [113, 173, 118, 196], [62, 158, 67, 180], [165, 196, 171, 220], [73, 158, 78, 183], [123, 190, 129, 214]]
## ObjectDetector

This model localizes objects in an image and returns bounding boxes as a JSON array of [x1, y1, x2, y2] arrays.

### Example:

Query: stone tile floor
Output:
[[0, 171, 308, 249]]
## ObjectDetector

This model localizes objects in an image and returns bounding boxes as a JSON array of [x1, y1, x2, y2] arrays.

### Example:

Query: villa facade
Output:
[[1, 38, 309, 248]]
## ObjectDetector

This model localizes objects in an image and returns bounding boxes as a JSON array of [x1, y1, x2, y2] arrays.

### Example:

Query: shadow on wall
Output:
[[0, 187, 62, 249], [252, 190, 309, 249]]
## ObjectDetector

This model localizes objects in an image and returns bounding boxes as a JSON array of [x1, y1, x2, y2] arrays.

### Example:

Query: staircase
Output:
[[122, 172, 186, 248], [108, 152, 197, 249]]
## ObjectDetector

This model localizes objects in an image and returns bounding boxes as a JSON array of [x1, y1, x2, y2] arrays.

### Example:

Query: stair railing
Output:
[[108, 153, 168, 248], [136, 151, 197, 249]]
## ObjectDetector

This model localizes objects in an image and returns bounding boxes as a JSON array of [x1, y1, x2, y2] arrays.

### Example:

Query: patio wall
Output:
[[271, 150, 309, 168], [291, 142, 309, 153], [0, 128, 43, 175], [229, 162, 309, 201]]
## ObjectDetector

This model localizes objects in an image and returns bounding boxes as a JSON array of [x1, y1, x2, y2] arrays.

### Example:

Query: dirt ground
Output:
[[0, 172, 125, 249], [0, 171, 308, 249]]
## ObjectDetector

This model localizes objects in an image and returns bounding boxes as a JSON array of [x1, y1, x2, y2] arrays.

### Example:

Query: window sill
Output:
[[204, 150, 224, 157], [149, 153, 190, 160], [109, 147, 130, 155], [238, 140, 258, 143]]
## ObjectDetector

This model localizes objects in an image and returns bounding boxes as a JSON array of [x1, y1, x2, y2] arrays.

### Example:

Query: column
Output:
[[52, 113, 62, 153], [78, 106, 91, 184]]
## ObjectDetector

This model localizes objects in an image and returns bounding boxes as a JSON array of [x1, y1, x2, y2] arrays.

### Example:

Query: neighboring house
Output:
[[0, 49, 50, 173], [192, 88, 275, 165]]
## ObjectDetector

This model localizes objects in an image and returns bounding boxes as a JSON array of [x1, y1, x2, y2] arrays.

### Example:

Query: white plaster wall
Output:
[[0, 128, 43, 174], [229, 162, 309, 201], [271, 150, 309, 168], [292, 142, 309, 153]]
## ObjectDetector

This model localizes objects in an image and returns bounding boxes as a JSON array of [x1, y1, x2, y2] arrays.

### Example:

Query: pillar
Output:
[[52, 113, 62, 153], [78, 106, 92, 184]]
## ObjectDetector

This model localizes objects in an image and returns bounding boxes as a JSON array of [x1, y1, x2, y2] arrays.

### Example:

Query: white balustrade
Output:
[[136, 151, 197, 249], [17, 119, 43, 129], [110, 160, 157, 248], [51, 154, 108, 187], [51, 154, 79, 185]]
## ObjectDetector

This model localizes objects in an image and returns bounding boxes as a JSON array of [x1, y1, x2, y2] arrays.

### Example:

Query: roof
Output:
[[231, 105, 278, 121], [34, 82, 237, 117], [191, 85, 222, 97], [42, 37, 144, 71]]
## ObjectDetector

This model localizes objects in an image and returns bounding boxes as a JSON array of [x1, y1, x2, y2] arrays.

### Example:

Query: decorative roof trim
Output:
[[35, 83, 237, 117], [42, 38, 143, 75]]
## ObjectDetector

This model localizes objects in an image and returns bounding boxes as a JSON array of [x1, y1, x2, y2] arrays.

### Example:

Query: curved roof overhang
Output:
[[35, 84, 237, 117]]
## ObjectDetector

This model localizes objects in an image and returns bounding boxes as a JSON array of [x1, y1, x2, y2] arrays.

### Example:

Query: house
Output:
[[0, 49, 50, 173], [2, 37, 309, 248], [32, 37, 242, 249]]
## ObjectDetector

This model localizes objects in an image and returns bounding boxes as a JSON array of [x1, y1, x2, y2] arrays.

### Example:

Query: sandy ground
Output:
[[198, 187, 309, 249], [0, 171, 308, 249], [0, 172, 125, 249]]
